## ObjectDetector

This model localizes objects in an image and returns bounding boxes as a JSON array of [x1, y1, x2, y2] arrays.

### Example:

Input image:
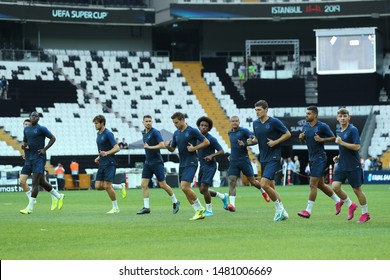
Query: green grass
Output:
[[0, 185, 389, 260]]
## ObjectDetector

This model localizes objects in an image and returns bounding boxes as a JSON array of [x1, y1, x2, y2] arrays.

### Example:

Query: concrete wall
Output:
[[24, 23, 152, 51], [201, 17, 390, 54]]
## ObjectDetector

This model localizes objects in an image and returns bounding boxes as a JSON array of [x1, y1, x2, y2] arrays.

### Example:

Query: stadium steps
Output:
[[380, 148, 390, 169], [0, 129, 55, 174], [172, 61, 231, 148], [0, 129, 23, 154]]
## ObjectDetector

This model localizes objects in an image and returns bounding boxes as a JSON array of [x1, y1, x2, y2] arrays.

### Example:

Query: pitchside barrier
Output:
[[364, 170, 390, 184]]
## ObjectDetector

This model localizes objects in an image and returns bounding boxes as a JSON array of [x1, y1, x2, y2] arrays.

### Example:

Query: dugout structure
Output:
[[245, 39, 300, 79], [243, 39, 305, 107]]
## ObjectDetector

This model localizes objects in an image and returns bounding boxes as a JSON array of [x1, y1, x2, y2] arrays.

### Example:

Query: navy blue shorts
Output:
[[96, 165, 116, 182], [31, 157, 46, 174], [228, 158, 253, 178], [142, 162, 166, 182], [21, 162, 32, 175], [309, 158, 327, 178], [198, 164, 217, 186], [333, 168, 363, 188], [179, 166, 197, 183], [260, 160, 280, 180]]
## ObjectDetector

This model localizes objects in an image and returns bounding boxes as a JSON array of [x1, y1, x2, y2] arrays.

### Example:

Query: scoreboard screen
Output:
[[315, 27, 382, 75]]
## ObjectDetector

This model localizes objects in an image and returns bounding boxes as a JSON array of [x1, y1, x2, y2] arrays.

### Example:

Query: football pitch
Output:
[[0, 185, 389, 260]]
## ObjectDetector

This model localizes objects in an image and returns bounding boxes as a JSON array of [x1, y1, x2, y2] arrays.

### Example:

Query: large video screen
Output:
[[315, 27, 381, 75]]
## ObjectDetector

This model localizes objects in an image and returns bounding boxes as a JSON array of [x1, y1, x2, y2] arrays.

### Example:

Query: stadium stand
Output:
[[0, 49, 234, 158]]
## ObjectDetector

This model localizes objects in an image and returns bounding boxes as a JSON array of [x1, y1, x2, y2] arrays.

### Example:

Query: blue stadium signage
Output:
[[364, 171, 390, 184], [171, 1, 387, 20]]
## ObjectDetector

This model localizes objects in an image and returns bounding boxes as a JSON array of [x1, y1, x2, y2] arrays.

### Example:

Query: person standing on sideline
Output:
[[216, 152, 229, 187], [55, 163, 65, 191], [227, 115, 270, 212], [93, 115, 121, 214], [332, 108, 370, 223], [196, 116, 228, 216], [238, 62, 246, 86], [70, 160, 79, 188], [136, 115, 180, 215], [247, 100, 290, 221], [287, 157, 294, 185], [165, 112, 210, 220], [293, 155, 301, 185], [363, 156, 372, 171], [20, 111, 64, 214], [0, 75, 8, 99], [297, 106, 343, 219]]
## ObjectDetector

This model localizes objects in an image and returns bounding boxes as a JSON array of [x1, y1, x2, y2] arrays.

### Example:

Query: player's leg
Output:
[[197, 168, 211, 203], [39, 175, 64, 210], [197, 167, 216, 215], [268, 180, 282, 201], [95, 166, 119, 213], [199, 182, 214, 216], [349, 169, 370, 223], [247, 176, 270, 202], [260, 176, 286, 221], [259, 162, 283, 202], [209, 188, 228, 210], [155, 163, 180, 213], [158, 180, 180, 214], [20, 172, 40, 214], [180, 166, 205, 220], [112, 182, 127, 199], [332, 170, 358, 220], [19, 158, 32, 198], [259, 162, 287, 221], [154, 163, 180, 213], [19, 174, 31, 199], [182, 180, 205, 220], [317, 176, 343, 215], [226, 163, 240, 211], [104, 180, 120, 213], [353, 186, 370, 223], [137, 163, 153, 214], [136, 178, 151, 214], [243, 159, 270, 202], [298, 176, 320, 218]]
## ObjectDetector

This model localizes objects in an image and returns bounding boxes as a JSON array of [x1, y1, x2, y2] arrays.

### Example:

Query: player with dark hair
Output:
[[227, 115, 270, 212], [20, 112, 64, 214], [165, 112, 210, 220], [19, 119, 33, 202], [93, 114, 121, 214], [196, 116, 228, 216], [297, 105, 343, 218], [136, 115, 180, 215], [247, 100, 290, 221], [332, 108, 370, 223], [19, 119, 37, 204]]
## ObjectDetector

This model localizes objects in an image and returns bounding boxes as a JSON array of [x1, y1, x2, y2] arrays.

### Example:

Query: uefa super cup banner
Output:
[[0, 2, 154, 25]]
